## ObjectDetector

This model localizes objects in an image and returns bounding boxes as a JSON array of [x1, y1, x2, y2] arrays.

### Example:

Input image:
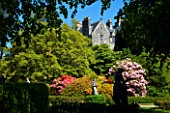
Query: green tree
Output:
[[56, 24, 95, 77], [115, 0, 170, 56], [0, 51, 61, 82], [91, 44, 137, 76], [0, 24, 95, 82], [91, 44, 115, 75], [146, 56, 170, 97], [0, 28, 61, 82]]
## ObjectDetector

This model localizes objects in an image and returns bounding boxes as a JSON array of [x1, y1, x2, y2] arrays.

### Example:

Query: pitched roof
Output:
[[91, 20, 100, 31]]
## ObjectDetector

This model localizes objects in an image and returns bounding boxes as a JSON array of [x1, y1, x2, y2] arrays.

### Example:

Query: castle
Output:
[[77, 17, 122, 50]]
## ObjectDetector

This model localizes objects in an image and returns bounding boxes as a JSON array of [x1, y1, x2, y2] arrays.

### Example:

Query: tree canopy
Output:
[[115, 0, 170, 55], [0, 24, 95, 82]]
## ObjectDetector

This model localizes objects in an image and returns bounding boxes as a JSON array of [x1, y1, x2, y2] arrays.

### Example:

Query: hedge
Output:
[[49, 95, 109, 113], [128, 96, 170, 104], [0, 83, 49, 113], [49, 95, 141, 113], [154, 99, 170, 110]]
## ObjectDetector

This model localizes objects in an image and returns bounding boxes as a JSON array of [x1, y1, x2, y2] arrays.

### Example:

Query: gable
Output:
[[91, 20, 110, 35]]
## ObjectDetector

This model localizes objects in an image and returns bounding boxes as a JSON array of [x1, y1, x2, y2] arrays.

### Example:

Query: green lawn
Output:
[[140, 108, 170, 113]]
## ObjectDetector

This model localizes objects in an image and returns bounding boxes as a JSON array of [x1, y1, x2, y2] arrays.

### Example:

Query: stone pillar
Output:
[[106, 19, 112, 29]]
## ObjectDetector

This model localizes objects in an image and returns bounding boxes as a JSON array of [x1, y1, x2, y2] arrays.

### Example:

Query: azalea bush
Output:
[[97, 83, 114, 103], [50, 75, 76, 95], [61, 75, 92, 96], [108, 58, 148, 97], [60, 74, 114, 104]]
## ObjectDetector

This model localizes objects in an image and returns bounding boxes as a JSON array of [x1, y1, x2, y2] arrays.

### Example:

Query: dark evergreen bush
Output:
[[0, 83, 49, 113]]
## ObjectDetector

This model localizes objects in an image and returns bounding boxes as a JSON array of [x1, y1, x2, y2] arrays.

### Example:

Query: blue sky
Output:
[[60, 0, 125, 26]]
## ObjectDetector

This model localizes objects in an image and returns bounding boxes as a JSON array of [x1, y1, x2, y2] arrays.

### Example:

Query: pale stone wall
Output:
[[91, 21, 110, 46]]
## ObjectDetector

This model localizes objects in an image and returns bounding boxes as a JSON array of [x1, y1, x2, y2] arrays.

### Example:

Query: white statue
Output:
[[91, 79, 98, 95], [26, 78, 30, 83]]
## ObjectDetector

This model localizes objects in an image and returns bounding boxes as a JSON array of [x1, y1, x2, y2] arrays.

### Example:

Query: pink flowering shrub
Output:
[[50, 75, 76, 95], [108, 58, 148, 97]]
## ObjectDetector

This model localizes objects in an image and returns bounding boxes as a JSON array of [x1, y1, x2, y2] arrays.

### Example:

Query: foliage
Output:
[[128, 96, 158, 104], [146, 56, 170, 97], [50, 75, 76, 95], [49, 95, 86, 104], [49, 96, 109, 113], [0, 27, 62, 82], [97, 83, 114, 102], [120, 50, 170, 97], [108, 50, 170, 97], [154, 99, 170, 110], [60, 74, 114, 102], [0, 24, 95, 82], [85, 94, 107, 104], [91, 45, 136, 77], [115, 0, 170, 55], [56, 24, 95, 77], [109, 58, 148, 97], [129, 51, 170, 97], [0, 83, 49, 113], [61, 75, 92, 96], [91, 44, 115, 75], [140, 108, 170, 113], [0, 51, 61, 82]]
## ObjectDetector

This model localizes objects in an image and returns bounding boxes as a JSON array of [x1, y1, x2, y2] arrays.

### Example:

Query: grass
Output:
[[140, 108, 170, 113]]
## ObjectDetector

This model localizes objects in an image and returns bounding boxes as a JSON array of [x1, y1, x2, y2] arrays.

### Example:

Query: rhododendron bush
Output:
[[50, 75, 76, 95], [108, 58, 148, 97]]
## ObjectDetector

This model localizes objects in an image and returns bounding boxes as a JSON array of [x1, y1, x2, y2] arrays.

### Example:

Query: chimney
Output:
[[118, 18, 123, 26], [106, 19, 112, 29], [82, 16, 90, 37]]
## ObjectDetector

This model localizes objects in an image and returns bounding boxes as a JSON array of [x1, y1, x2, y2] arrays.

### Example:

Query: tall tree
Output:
[[91, 44, 115, 75], [115, 0, 170, 56], [0, 24, 95, 82], [56, 24, 95, 77], [0, 27, 61, 82]]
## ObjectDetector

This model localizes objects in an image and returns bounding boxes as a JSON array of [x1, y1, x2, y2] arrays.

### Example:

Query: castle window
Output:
[[109, 37, 113, 43], [100, 34, 103, 44]]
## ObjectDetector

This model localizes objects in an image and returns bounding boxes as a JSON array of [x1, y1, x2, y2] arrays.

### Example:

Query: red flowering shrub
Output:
[[60, 75, 114, 101], [61, 76, 92, 96], [50, 75, 76, 95]]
